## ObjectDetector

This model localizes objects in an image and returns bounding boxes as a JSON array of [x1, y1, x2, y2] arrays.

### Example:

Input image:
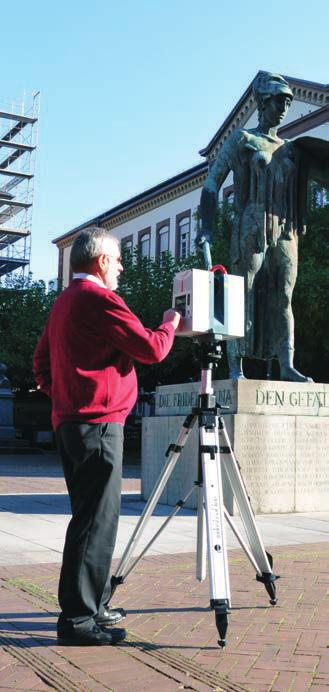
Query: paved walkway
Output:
[[0, 452, 329, 690]]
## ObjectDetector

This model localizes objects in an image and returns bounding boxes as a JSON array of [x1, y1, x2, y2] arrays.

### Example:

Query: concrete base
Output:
[[141, 380, 329, 514]]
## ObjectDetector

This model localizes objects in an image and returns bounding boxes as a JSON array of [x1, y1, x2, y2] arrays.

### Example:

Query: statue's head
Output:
[[253, 72, 293, 127]]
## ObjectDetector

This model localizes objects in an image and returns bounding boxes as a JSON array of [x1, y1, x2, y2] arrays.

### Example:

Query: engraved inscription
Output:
[[256, 389, 285, 406], [234, 416, 295, 513], [155, 381, 329, 417], [296, 418, 329, 510], [256, 388, 329, 409]]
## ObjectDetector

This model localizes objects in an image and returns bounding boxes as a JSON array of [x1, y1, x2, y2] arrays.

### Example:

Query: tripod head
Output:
[[190, 335, 224, 407], [194, 335, 223, 371]]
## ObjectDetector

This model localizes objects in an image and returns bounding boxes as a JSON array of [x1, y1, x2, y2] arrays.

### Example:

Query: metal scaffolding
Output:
[[0, 92, 39, 280]]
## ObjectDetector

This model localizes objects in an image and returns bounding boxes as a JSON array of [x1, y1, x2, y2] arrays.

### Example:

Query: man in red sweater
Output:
[[34, 227, 180, 646]]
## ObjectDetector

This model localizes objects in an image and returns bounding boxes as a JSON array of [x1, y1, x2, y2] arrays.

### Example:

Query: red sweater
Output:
[[33, 279, 175, 430]]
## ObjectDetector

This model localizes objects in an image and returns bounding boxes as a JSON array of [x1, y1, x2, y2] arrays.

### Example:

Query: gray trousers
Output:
[[56, 422, 123, 633]]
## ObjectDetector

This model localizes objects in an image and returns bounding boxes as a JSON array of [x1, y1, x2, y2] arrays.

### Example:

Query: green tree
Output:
[[2, 185, 327, 396], [293, 196, 329, 382], [0, 275, 58, 391]]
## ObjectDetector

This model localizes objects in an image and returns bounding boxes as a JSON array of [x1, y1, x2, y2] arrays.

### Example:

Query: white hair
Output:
[[70, 227, 119, 271]]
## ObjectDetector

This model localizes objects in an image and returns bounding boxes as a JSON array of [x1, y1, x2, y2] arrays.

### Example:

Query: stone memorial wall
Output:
[[141, 380, 329, 514]]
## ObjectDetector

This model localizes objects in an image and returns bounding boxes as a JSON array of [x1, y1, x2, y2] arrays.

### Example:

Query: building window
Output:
[[122, 234, 133, 260], [176, 213, 190, 259], [156, 220, 170, 266], [223, 185, 234, 206], [315, 187, 328, 208], [138, 228, 151, 258]]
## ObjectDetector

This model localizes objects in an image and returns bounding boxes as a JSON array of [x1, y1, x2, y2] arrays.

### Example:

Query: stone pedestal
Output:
[[141, 380, 329, 514]]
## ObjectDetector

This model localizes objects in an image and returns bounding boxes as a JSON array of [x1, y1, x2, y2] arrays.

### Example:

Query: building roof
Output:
[[53, 161, 207, 245]]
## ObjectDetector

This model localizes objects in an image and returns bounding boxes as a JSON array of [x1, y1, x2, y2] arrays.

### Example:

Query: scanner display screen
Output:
[[174, 294, 187, 317]]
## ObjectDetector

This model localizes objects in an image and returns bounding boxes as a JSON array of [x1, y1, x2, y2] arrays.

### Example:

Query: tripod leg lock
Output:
[[165, 443, 183, 457], [210, 598, 230, 611], [256, 571, 280, 605], [183, 413, 195, 429], [200, 444, 218, 460], [210, 599, 230, 648]]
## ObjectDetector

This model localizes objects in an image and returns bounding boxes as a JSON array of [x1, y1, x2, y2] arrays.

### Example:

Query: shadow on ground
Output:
[[0, 492, 196, 516]]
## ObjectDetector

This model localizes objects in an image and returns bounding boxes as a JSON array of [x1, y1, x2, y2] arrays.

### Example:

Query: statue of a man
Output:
[[199, 72, 329, 382]]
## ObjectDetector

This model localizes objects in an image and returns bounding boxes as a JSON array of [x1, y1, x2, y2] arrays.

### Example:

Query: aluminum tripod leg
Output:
[[122, 486, 196, 581], [199, 412, 231, 647], [111, 413, 197, 592], [217, 416, 278, 604], [223, 507, 262, 574], [196, 482, 207, 582]]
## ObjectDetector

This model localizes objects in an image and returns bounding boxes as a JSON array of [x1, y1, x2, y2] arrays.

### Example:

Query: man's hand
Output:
[[162, 309, 181, 331]]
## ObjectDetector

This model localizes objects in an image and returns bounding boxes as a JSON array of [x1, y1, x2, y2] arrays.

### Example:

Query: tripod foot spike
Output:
[[214, 608, 229, 648], [256, 571, 280, 606]]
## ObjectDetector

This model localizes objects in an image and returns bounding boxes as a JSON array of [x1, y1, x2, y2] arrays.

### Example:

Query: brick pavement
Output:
[[1, 453, 329, 690], [0, 543, 329, 690]]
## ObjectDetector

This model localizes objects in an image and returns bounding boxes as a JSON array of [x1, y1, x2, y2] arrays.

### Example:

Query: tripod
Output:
[[110, 337, 278, 647]]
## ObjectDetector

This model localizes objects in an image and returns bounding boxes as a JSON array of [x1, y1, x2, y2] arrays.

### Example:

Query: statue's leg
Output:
[[275, 239, 313, 383], [228, 210, 264, 379], [226, 340, 245, 380], [279, 346, 313, 383]]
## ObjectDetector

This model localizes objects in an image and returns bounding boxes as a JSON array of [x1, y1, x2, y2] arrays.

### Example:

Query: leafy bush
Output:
[[0, 275, 58, 391]]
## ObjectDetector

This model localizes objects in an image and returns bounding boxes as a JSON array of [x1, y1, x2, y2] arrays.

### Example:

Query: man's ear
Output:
[[97, 254, 106, 272]]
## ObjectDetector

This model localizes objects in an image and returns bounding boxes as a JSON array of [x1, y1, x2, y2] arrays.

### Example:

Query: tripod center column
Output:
[[201, 366, 213, 395]]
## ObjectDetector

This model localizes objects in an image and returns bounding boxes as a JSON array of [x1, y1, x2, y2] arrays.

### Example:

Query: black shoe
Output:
[[57, 624, 126, 646], [95, 606, 126, 626]]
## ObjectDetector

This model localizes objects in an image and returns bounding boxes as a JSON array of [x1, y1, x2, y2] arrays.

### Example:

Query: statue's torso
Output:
[[228, 129, 298, 255]]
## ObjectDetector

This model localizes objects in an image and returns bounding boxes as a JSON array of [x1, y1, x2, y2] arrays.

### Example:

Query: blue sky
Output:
[[2, 0, 328, 281]]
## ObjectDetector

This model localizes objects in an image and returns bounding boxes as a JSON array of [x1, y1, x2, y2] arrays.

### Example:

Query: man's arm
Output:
[[33, 325, 52, 397], [99, 292, 180, 364]]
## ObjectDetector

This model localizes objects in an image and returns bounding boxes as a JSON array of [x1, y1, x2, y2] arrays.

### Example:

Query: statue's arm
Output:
[[198, 139, 232, 245]]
